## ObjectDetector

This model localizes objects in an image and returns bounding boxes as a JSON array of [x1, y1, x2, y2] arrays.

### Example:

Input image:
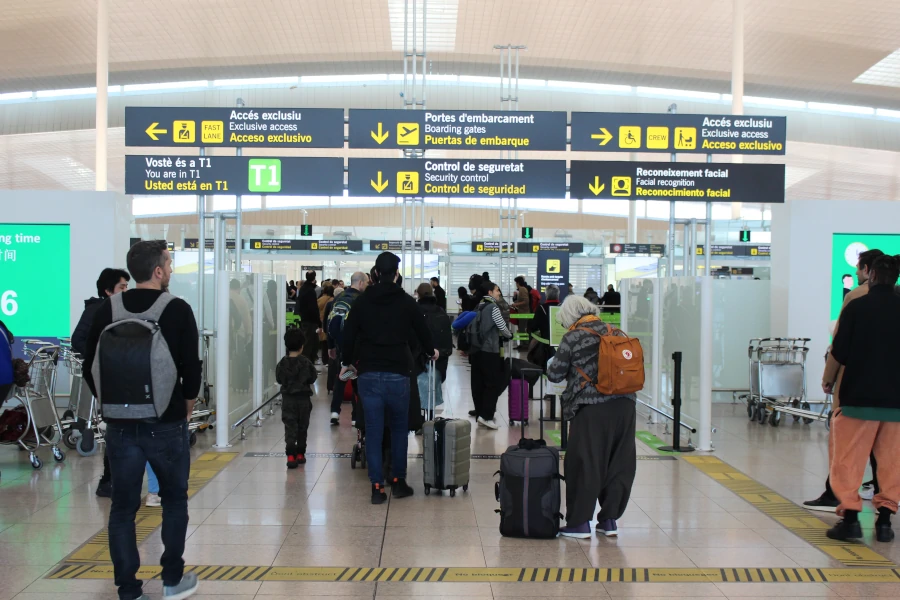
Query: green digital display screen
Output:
[[0, 224, 71, 338], [831, 233, 900, 322]]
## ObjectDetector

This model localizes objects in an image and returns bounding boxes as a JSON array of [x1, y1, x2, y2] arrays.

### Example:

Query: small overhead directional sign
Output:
[[349, 158, 566, 198], [125, 156, 344, 196], [348, 109, 567, 151], [570, 160, 785, 203], [300, 225, 313, 237], [522, 227, 534, 239], [125, 107, 345, 148], [571, 112, 787, 155]]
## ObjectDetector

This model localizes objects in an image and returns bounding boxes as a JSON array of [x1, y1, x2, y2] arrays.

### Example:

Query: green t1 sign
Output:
[[0, 224, 70, 338], [248, 159, 282, 192]]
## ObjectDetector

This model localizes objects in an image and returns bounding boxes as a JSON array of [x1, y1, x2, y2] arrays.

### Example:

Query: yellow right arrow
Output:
[[370, 171, 388, 193], [590, 127, 613, 146], [588, 176, 605, 196], [370, 122, 389, 144], [145, 122, 168, 141]]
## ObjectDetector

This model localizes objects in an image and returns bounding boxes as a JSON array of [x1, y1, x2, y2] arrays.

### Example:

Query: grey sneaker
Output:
[[163, 572, 198, 600]]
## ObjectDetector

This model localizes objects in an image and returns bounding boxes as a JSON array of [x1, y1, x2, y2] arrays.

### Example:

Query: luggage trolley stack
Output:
[[57, 340, 105, 456], [0, 340, 67, 469], [743, 337, 828, 427]]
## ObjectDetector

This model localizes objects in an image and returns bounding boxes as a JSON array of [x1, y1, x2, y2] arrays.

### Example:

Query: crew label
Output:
[[572, 112, 787, 155], [125, 155, 344, 196], [125, 107, 345, 148], [349, 109, 567, 151], [570, 160, 785, 203], [349, 158, 566, 198]]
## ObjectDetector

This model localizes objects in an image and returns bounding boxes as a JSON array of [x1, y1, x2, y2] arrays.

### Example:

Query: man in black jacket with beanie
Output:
[[293, 271, 321, 364], [341, 252, 437, 504]]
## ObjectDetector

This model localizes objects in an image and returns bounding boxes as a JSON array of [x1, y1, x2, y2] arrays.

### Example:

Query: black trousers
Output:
[[282, 393, 313, 455], [470, 352, 504, 420], [300, 323, 319, 364], [564, 398, 637, 525]]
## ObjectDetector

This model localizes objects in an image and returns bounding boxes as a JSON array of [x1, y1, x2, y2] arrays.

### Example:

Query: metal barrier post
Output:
[[659, 351, 694, 453]]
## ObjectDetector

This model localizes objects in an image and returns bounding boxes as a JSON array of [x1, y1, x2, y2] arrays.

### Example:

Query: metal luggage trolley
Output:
[[0, 340, 67, 468], [56, 340, 105, 457], [743, 337, 827, 427]]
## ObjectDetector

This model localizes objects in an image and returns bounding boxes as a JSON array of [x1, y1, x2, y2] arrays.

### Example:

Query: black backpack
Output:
[[423, 307, 453, 357]]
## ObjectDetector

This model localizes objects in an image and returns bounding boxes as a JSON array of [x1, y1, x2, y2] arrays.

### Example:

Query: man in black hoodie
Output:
[[293, 271, 321, 364], [71, 267, 130, 498], [341, 252, 436, 504]]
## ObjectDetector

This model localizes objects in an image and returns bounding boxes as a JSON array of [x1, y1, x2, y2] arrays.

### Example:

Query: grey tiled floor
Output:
[[1, 355, 897, 599]]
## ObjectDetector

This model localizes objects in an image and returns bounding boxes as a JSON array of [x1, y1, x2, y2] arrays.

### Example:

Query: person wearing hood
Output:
[[71, 268, 130, 357], [71, 267, 130, 499], [340, 252, 436, 505], [414, 283, 453, 412], [293, 271, 322, 364]]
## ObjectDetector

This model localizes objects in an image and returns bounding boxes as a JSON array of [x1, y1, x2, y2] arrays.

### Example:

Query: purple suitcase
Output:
[[508, 379, 530, 425]]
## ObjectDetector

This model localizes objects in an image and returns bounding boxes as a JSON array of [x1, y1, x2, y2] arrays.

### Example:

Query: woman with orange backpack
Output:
[[547, 295, 643, 539]]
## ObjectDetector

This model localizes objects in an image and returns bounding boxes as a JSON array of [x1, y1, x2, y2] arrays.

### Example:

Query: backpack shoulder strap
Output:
[[109, 293, 127, 322], [112, 292, 175, 323]]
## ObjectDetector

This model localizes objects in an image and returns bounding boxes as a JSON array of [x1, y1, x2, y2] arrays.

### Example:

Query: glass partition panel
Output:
[[712, 279, 770, 399], [227, 272, 256, 432], [260, 273, 280, 395]]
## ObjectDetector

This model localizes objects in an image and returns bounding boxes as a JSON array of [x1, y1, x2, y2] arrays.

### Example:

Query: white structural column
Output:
[[95, 0, 109, 191], [731, 0, 745, 220], [214, 271, 231, 448]]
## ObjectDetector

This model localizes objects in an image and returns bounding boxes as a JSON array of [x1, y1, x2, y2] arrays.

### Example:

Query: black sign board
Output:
[[570, 112, 787, 155], [348, 109, 567, 151], [349, 158, 566, 199], [516, 242, 584, 254], [184, 238, 236, 250], [696, 244, 771, 257], [609, 243, 666, 255], [570, 161, 785, 204], [129, 238, 175, 251], [369, 240, 431, 252], [472, 242, 513, 253], [538, 250, 570, 302], [124, 107, 345, 148], [125, 156, 344, 196], [249, 239, 363, 252]]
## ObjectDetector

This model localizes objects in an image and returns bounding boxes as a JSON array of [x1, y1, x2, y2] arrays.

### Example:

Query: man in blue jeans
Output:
[[341, 252, 437, 504], [84, 241, 202, 600]]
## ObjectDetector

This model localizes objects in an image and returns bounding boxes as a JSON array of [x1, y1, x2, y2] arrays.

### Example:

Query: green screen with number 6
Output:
[[0, 223, 70, 338]]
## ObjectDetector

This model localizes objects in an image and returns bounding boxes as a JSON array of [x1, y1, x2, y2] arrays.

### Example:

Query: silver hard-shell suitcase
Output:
[[422, 361, 471, 496]]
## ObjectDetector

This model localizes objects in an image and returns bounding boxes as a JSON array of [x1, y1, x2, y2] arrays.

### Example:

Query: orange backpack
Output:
[[574, 327, 645, 395]]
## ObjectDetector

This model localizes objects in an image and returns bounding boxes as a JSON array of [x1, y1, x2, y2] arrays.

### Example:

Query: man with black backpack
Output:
[[83, 240, 202, 600], [326, 271, 367, 425]]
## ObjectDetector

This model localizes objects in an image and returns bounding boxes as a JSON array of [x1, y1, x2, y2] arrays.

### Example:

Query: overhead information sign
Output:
[[472, 242, 513, 253], [250, 239, 363, 252], [124, 107, 345, 148], [184, 238, 235, 250], [369, 240, 431, 252], [570, 112, 786, 155], [696, 244, 771, 257], [609, 243, 666, 255], [349, 158, 566, 198], [125, 156, 344, 196], [516, 242, 584, 254], [570, 161, 785, 203], [348, 109, 567, 151]]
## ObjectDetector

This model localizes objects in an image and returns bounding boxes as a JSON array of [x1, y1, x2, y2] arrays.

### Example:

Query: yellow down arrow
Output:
[[588, 176, 605, 196], [370, 122, 389, 144], [145, 122, 168, 141], [590, 127, 613, 146], [370, 171, 388, 193]]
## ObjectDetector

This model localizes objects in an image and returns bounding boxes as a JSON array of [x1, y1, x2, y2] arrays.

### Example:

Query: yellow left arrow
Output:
[[370, 171, 389, 193], [145, 122, 168, 141], [588, 176, 605, 196]]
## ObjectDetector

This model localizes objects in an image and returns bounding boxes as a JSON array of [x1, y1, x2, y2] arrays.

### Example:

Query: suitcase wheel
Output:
[[463, 484, 469, 492], [449, 488, 456, 498], [350, 453, 357, 469], [424, 485, 431, 496]]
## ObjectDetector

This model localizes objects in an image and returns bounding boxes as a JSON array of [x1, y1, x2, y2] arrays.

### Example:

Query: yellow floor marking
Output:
[[681, 455, 895, 567], [47, 565, 900, 583], [63, 451, 238, 564]]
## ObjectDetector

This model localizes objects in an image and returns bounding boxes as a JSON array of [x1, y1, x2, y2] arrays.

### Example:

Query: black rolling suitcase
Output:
[[495, 369, 563, 538]]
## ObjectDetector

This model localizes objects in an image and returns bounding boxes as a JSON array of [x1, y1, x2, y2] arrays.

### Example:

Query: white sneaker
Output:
[[477, 417, 499, 430], [860, 484, 875, 501], [145, 493, 161, 507], [330, 412, 339, 426]]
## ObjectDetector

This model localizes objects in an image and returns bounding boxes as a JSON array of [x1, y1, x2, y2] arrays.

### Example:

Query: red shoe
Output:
[[297, 454, 307, 465], [286, 454, 298, 469]]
